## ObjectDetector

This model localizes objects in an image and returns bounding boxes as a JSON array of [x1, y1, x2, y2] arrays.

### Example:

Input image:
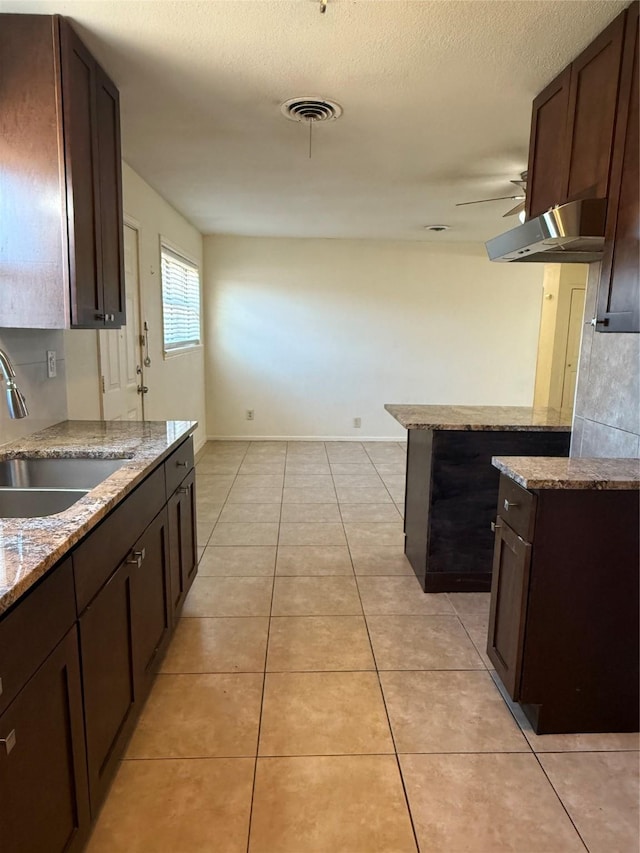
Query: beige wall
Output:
[[572, 263, 640, 457], [203, 236, 545, 439], [65, 163, 207, 451]]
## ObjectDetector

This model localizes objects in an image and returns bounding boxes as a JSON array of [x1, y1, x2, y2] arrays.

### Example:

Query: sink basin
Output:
[[0, 488, 89, 518], [0, 457, 126, 490]]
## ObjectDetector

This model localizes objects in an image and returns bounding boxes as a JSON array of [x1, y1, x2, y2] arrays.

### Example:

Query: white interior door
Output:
[[99, 223, 144, 421], [560, 287, 586, 411]]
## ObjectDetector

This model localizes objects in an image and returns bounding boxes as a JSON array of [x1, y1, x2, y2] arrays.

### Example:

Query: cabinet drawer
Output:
[[74, 465, 165, 612], [165, 436, 194, 498], [496, 476, 536, 542], [0, 558, 75, 717]]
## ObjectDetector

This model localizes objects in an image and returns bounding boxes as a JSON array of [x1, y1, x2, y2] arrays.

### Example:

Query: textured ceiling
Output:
[[1, 0, 627, 240]]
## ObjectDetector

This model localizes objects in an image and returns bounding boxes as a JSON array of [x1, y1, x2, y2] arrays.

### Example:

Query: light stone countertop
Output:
[[492, 456, 640, 490], [384, 404, 573, 431], [0, 419, 197, 616]]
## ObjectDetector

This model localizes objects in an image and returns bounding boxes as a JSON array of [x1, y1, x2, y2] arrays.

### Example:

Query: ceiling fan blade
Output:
[[503, 200, 526, 218], [455, 195, 523, 207]]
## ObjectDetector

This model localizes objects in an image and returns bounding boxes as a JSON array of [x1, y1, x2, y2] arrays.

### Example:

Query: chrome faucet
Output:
[[0, 349, 28, 419]]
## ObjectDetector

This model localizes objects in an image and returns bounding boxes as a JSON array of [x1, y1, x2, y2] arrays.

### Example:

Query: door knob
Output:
[[137, 385, 149, 395]]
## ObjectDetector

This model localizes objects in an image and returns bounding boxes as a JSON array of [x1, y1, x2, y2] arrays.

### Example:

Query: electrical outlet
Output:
[[246, 409, 255, 421], [353, 417, 361, 428], [46, 350, 57, 378]]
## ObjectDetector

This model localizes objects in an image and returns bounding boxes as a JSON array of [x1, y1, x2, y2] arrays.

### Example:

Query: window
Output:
[[161, 245, 201, 353]]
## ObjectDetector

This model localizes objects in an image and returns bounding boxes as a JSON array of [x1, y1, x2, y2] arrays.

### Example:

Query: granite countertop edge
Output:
[[384, 404, 572, 432], [0, 419, 197, 616], [492, 455, 640, 490]]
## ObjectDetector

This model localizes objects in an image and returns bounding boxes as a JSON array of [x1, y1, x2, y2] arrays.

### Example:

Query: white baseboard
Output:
[[206, 434, 406, 443]]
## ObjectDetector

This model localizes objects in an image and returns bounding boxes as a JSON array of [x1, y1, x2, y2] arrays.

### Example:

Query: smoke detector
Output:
[[281, 97, 343, 123]]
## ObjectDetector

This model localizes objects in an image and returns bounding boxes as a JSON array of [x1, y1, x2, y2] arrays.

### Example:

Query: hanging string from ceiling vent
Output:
[[320, 0, 327, 13]]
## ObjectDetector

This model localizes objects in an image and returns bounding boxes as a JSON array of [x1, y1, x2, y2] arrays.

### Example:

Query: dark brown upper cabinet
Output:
[[526, 10, 626, 219], [0, 15, 124, 329], [597, 2, 639, 333]]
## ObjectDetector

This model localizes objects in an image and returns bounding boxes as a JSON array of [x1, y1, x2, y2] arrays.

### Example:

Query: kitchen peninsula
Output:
[[385, 405, 571, 592]]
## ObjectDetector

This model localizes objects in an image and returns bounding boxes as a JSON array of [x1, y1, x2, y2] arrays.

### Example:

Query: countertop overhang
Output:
[[0, 419, 197, 615], [384, 404, 572, 432], [492, 455, 640, 490]]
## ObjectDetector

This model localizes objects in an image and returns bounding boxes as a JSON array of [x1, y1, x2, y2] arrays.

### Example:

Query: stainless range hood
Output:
[[485, 198, 607, 263]]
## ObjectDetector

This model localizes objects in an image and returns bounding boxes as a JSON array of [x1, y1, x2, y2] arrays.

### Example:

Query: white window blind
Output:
[[161, 246, 201, 352]]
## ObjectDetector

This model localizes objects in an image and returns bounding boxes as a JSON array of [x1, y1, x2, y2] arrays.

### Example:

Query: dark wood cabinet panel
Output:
[[168, 469, 198, 619], [0, 628, 90, 853], [79, 561, 135, 813], [0, 14, 124, 329], [563, 12, 626, 204], [487, 518, 531, 699], [526, 68, 571, 219], [132, 508, 172, 696], [598, 2, 639, 333]]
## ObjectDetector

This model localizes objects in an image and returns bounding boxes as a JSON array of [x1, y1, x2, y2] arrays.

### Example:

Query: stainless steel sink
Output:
[[0, 457, 126, 489], [0, 488, 90, 518]]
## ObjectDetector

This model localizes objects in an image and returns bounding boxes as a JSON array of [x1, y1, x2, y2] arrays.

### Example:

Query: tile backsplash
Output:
[[0, 329, 68, 446]]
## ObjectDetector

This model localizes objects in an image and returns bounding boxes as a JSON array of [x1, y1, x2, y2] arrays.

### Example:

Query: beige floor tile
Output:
[[339, 503, 402, 522], [463, 613, 492, 668], [330, 462, 376, 476], [283, 486, 338, 503], [525, 729, 640, 753], [395, 502, 405, 518], [285, 463, 332, 477], [237, 461, 285, 475], [400, 753, 585, 853], [182, 576, 273, 617], [227, 485, 283, 503], [198, 546, 276, 576], [367, 615, 484, 670], [332, 473, 384, 487], [448, 591, 491, 622], [126, 673, 263, 758], [86, 758, 254, 853], [272, 576, 362, 616], [259, 672, 394, 755], [357, 576, 454, 616], [380, 670, 528, 753], [209, 522, 279, 547], [196, 521, 215, 547], [336, 485, 392, 503], [249, 755, 416, 853], [195, 459, 242, 475], [374, 462, 407, 477], [197, 546, 205, 563], [233, 474, 284, 488], [350, 545, 414, 576], [267, 616, 375, 671], [276, 545, 353, 575], [280, 502, 341, 522], [284, 474, 335, 489], [279, 522, 347, 547], [539, 752, 640, 853], [161, 617, 269, 673], [217, 503, 281, 523], [379, 474, 405, 491], [193, 471, 236, 487], [344, 521, 404, 548], [195, 498, 224, 523]]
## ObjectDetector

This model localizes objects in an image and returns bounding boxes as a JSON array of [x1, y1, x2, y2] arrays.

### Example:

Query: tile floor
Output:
[[86, 440, 640, 853]]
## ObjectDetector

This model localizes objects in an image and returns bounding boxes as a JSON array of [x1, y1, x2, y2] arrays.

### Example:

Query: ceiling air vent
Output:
[[280, 97, 343, 123]]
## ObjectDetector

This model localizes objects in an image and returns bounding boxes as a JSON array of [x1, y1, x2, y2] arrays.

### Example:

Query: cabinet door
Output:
[[131, 508, 172, 697], [95, 63, 125, 327], [487, 518, 532, 700], [598, 3, 639, 333], [563, 11, 626, 204], [79, 561, 135, 813], [59, 18, 103, 327], [525, 67, 571, 219], [168, 470, 198, 620], [0, 627, 90, 853]]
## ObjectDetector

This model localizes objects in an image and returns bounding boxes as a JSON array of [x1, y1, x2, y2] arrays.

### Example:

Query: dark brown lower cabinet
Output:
[[168, 468, 197, 620], [0, 627, 90, 853], [488, 475, 639, 734]]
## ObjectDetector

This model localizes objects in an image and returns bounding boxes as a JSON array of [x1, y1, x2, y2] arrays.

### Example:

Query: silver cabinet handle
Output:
[[176, 460, 188, 468], [126, 548, 146, 568], [1, 729, 16, 755], [177, 486, 189, 495], [503, 499, 518, 511], [491, 521, 502, 532]]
